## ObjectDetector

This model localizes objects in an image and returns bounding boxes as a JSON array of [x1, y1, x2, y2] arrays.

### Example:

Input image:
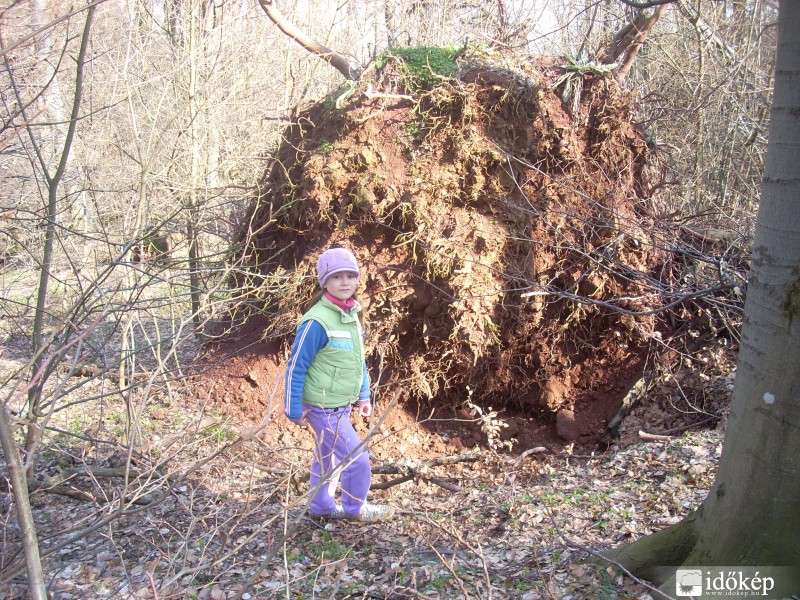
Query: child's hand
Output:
[[358, 402, 372, 418]]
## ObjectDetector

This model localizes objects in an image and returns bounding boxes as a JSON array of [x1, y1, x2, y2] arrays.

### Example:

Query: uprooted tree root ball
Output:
[[202, 54, 675, 446]]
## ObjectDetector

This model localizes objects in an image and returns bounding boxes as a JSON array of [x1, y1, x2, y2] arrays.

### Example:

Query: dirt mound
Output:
[[200, 53, 669, 447]]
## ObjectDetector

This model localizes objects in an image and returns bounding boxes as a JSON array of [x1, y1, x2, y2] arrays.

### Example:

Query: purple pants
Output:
[[303, 404, 371, 516]]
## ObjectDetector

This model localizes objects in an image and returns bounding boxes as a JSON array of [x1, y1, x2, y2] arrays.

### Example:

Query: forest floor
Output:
[[0, 337, 732, 600], [0, 53, 742, 599]]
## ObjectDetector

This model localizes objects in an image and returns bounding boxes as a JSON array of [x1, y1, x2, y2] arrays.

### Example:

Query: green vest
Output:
[[299, 296, 366, 408]]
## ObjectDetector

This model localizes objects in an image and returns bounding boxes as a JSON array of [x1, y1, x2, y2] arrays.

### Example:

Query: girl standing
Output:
[[284, 247, 394, 522]]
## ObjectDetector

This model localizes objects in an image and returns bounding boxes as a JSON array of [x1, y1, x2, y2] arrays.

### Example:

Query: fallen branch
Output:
[[659, 416, 717, 436], [19, 465, 155, 505], [638, 430, 674, 442], [372, 473, 414, 490], [512, 446, 548, 467], [233, 460, 288, 475], [428, 476, 461, 493], [366, 453, 481, 475], [370, 453, 478, 491], [37, 465, 138, 488]]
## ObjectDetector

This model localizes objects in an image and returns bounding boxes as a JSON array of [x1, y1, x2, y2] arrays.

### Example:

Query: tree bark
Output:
[[0, 405, 47, 599], [257, 0, 362, 80], [605, 1, 800, 593]]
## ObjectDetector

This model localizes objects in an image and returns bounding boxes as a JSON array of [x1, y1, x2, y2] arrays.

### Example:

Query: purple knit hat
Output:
[[316, 247, 360, 289]]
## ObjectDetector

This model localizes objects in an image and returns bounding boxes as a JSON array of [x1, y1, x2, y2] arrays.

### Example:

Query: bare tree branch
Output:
[[0, 0, 109, 59], [618, 0, 676, 8], [676, 0, 736, 63], [256, 0, 362, 80]]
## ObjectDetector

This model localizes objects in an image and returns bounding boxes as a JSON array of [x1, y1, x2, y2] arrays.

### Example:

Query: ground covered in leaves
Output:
[[1, 49, 744, 599], [1, 393, 725, 600], [0, 334, 734, 599]]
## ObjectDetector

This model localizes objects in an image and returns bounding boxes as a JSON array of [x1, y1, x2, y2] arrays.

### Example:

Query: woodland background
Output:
[[0, 0, 779, 598]]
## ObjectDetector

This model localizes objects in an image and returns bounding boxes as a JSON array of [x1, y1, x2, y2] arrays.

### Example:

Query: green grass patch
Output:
[[204, 424, 237, 443], [376, 46, 460, 90], [319, 532, 350, 562]]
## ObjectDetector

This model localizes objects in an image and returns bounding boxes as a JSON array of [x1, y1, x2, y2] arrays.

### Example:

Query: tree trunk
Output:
[[605, 1, 800, 594], [605, 5, 668, 83], [187, 0, 204, 334], [24, 4, 96, 478], [0, 405, 47, 599]]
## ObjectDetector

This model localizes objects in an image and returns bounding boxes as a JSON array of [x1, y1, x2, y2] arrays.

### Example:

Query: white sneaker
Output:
[[348, 503, 395, 523], [309, 504, 346, 520]]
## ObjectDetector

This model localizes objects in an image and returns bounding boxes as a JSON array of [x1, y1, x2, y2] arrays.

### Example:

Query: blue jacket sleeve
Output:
[[357, 360, 370, 403], [284, 320, 327, 420]]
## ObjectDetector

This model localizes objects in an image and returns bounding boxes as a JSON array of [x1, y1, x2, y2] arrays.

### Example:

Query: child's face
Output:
[[324, 271, 359, 301]]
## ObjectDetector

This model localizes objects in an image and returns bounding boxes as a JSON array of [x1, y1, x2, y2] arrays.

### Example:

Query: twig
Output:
[[422, 515, 493, 600], [419, 529, 472, 599], [231, 392, 403, 600], [427, 476, 461, 493], [638, 430, 674, 442], [146, 559, 160, 599], [363, 83, 414, 102], [543, 506, 678, 600], [512, 446, 548, 467]]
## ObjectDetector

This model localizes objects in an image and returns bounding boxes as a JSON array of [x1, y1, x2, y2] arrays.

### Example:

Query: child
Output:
[[284, 247, 394, 522]]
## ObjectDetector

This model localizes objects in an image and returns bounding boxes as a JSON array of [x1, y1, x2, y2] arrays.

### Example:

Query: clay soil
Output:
[[196, 53, 675, 454]]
